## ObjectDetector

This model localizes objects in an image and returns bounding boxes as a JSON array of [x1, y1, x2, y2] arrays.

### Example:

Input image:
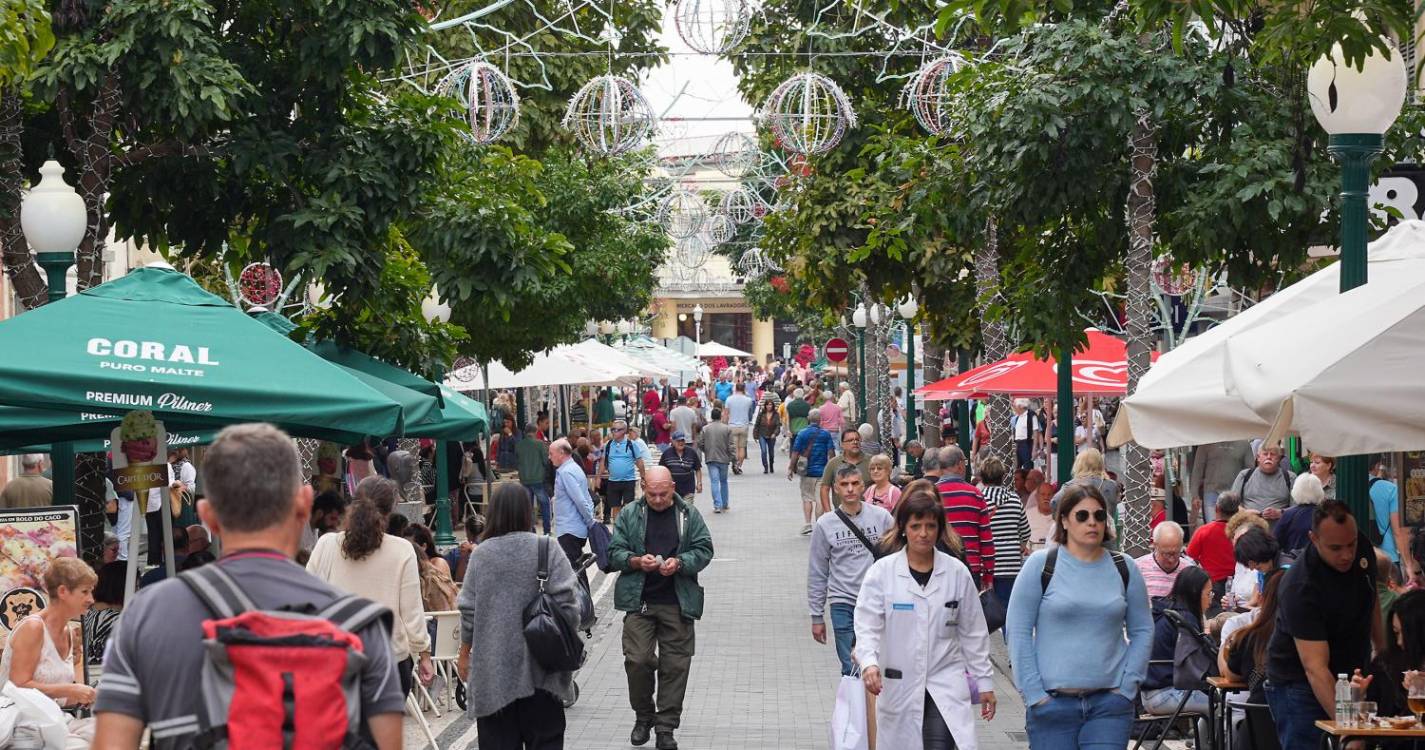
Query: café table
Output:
[[1316, 719, 1425, 749], [1206, 676, 1247, 749]]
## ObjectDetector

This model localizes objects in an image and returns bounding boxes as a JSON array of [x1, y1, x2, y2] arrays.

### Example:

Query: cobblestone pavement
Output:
[[411, 441, 1188, 749]]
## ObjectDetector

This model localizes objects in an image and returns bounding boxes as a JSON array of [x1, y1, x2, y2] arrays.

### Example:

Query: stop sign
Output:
[[824, 337, 850, 363]]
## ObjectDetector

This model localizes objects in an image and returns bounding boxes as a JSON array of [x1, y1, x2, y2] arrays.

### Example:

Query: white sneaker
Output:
[[800, 524, 813, 535]]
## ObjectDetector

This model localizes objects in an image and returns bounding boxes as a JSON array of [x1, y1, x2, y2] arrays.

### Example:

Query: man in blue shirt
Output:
[[600, 419, 649, 524], [788, 407, 837, 536], [725, 389, 755, 475], [1370, 460, 1413, 573], [551, 437, 597, 589], [714, 374, 734, 404]]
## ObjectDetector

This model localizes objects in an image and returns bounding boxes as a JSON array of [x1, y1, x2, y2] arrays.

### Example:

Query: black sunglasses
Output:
[[1073, 509, 1108, 524]]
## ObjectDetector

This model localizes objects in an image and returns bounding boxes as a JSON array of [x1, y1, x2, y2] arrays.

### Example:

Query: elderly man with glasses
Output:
[[818, 429, 872, 514], [1133, 521, 1198, 600], [600, 419, 649, 524]]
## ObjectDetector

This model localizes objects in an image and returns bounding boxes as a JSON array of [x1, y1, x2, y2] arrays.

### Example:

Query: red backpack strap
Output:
[[179, 564, 257, 619]]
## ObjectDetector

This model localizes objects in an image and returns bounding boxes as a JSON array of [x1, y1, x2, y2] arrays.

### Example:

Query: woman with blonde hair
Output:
[[0, 557, 96, 707], [1308, 452, 1336, 500], [1048, 448, 1121, 545], [864, 453, 901, 510]]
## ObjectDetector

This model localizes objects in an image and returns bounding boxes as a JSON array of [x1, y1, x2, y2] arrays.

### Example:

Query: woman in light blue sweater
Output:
[[1006, 483, 1153, 749]]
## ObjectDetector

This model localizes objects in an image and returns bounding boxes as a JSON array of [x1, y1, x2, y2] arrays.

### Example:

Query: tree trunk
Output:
[[920, 339, 943, 448], [0, 90, 49, 309], [68, 75, 123, 291], [1120, 109, 1158, 557], [875, 315, 893, 447], [977, 218, 1015, 471]]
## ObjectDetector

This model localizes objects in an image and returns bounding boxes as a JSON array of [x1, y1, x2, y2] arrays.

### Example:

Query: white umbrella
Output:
[[561, 339, 672, 379], [1112, 220, 1425, 449], [697, 340, 753, 358], [1224, 273, 1425, 454], [445, 350, 628, 389]]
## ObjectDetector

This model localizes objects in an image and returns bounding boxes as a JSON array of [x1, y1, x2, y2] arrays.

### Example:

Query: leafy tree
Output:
[[0, 0, 52, 87]]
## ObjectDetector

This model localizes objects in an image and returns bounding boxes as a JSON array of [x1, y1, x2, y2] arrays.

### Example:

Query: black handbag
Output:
[[522, 536, 585, 672], [978, 589, 1007, 634]]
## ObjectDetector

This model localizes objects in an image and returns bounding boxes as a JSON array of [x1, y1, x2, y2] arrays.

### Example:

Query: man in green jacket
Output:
[[514, 423, 551, 533], [608, 466, 715, 750]]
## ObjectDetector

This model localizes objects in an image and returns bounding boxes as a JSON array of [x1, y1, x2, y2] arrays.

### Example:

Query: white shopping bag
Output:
[[829, 675, 870, 750]]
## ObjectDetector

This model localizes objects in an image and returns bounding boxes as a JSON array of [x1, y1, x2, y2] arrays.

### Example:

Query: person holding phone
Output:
[[855, 485, 995, 749]]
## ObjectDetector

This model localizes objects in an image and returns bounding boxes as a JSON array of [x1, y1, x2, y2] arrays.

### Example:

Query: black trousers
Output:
[[398, 657, 414, 697], [557, 533, 589, 592], [477, 689, 566, 749], [145, 509, 165, 565]]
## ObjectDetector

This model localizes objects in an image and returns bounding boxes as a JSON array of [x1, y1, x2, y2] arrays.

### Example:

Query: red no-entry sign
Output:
[[824, 337, 850, 363]]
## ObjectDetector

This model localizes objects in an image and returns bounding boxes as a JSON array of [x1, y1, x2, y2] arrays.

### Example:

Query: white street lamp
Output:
[[19, 159, 86, 508], [692, 304, 704, 344], [868, 303, 882, 325], [1305, 37, 1407, 520], [851, 302, 867, 329], [897, 295, 919, 320], [617, 318, 635, 335], [421, 286, 452, 323], [598, 320, 615, 336]]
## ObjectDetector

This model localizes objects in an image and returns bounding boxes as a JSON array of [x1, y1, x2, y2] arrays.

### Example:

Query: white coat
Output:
[[853, 549, 994, 750]]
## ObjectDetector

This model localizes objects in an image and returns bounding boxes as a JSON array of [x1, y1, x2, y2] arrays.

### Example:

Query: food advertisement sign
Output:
[[110, 410, 168, 493], [0, 505, 80, 642], [1400, 451, 1425, 526]]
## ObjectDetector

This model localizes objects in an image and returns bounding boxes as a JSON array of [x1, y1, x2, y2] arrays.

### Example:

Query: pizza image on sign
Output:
[[110, 410, 169, 493]]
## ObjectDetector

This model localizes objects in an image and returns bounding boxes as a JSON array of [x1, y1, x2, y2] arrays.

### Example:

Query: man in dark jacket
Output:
[[608, 467, 715, 750]]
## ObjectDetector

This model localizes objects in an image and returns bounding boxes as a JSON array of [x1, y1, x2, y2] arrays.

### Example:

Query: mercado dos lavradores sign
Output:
[[110, 411, 169, 493], [84, 337, 218, 413]]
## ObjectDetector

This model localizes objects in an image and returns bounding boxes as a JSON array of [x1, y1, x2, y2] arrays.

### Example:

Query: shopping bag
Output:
[[829, 675, 870, 750], [588, 519, 615, 573]]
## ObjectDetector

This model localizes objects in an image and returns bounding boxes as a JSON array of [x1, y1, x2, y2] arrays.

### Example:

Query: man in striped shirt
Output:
[[1132, 521, 1196, 600], [935, 445, 995, 590]]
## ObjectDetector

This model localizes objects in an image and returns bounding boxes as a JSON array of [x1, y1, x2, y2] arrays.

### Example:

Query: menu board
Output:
[[1401, 451, 1425, 527], [0, 505, 80, 645]]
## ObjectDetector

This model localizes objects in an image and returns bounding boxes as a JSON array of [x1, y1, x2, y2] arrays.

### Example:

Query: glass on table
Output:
[[1407, 671, 1425, 724]]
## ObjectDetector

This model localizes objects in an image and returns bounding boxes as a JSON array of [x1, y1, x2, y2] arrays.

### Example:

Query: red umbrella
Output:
[[915, 329, 1158, 401]]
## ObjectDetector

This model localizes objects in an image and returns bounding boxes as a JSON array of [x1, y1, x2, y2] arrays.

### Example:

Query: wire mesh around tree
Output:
[[761, 72, 857, 155], [673, 0, 751, 54], [436, 60, 521, 145], [659, 189, 707, 239], [903, 54, 963, 136], [713, 131, 761, 178], [563, 75, 656, 156]]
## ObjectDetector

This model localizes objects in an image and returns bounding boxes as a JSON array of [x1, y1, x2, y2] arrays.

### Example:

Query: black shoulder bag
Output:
[[523, 536, 585, 672], [834, 508, 884, 559]]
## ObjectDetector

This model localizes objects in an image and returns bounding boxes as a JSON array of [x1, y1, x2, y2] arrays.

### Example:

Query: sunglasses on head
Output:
[[1073, 509, 1108, 524]]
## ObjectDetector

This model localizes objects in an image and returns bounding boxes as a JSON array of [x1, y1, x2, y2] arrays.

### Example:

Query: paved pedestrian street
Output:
[[418, 442, 1064, 749]]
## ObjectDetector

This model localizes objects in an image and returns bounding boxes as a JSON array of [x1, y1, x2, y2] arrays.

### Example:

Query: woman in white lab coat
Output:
[[855, 487, 997, 750]]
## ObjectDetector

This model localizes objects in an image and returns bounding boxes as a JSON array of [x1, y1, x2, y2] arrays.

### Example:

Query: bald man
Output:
[[608, 466, 715, 750], [1133, 521, 1197, 599]]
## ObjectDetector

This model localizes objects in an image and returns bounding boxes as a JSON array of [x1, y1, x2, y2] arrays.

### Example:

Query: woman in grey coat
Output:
[[457, 482, 581, 748]]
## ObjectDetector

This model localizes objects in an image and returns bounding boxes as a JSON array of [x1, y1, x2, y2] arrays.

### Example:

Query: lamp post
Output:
[[1056, 344, 1074, 484], [692, 304, 703, 347], [851, 302, 868, 419], [1306, 39, 1406, 521], [422, 286, 457, 547], [20, 160, 86, 506], [897, 296, 918, 443]]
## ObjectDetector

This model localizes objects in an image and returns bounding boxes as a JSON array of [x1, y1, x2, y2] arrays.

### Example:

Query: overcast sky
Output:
[[642, 10, 756, 159]]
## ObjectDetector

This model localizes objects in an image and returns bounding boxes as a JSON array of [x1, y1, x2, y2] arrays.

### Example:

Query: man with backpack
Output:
[[602, 419, 650, 524], [92, 423, 405, 750], [1229, 444, 1295, 521], [807, 464, 893, 675]]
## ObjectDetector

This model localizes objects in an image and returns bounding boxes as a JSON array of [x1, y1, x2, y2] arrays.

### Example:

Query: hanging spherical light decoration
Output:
[[674, 0, 751, 54], [703, 212, 736, 246], [1151, 257, 1198, 296], [436, 60, 521, 145], [761, 72, 857, 155], [736, 247, 768, 277], [719, 187, 758, 224], [238, 262, 283, 307], [903, 54, 963, 136], [676, 235, 711, 268], [563, 75, 656, 156], [712, 132, 761, 179], [660, 189, 707, 239]]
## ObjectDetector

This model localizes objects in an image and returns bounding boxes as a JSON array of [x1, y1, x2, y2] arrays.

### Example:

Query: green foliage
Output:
[[0, 0, 53, 87]]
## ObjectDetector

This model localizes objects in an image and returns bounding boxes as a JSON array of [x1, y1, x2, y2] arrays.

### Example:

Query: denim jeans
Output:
[[758, 436, 776, 471], [1202, 490, 1220, 526], [1264, 681, 1326, 750], [1142, 686, 1211, 716], [828, 602, 856, 676], [1025, 691, 1135, 750], [707, 462, 729, 510], [525, 483, 552, 534]]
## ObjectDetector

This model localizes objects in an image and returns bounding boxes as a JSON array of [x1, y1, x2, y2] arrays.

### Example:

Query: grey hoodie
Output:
[[807, 502, 895, 623]]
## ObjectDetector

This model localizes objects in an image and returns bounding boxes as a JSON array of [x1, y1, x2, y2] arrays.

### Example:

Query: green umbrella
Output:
[[417, 385, 488, 441], [0, 267, 405, 442]]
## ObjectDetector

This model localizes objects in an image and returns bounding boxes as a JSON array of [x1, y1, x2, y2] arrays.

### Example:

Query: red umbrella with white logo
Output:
[[914, 329, 1159, 401]]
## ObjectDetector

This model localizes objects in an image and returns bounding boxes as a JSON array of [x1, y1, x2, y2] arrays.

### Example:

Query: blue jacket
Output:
[[792, 425, 837, 478]]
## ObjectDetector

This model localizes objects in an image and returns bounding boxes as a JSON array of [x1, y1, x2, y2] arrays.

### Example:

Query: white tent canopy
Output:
[[617, 336, 701, 385], [1113, 220, 1425, 449], [1224, 272, 1425, 454], [446, 350, 629, 390], [697, 340, 753, 358], [563, 338, 672, 379]]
